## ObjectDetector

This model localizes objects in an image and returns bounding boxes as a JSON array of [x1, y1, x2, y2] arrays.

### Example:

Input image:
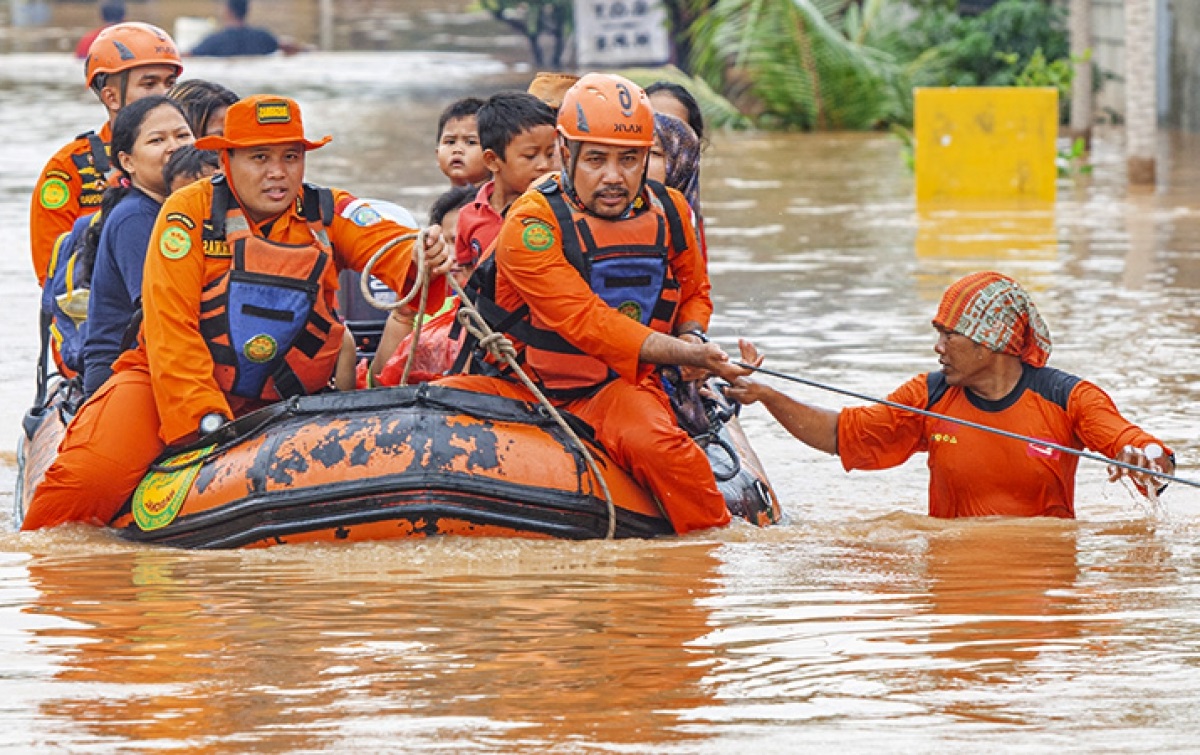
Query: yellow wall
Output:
[[914, 87, 1058, 204]]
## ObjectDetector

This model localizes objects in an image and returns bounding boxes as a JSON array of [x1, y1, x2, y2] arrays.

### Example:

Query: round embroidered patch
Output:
[[244, 333, 278, 363], [617, 301, 643, 321], [39, 178, 70, 210], [351, 205, 382, 227], [522, 221, 555, 251], [159, 226, 192, 260]]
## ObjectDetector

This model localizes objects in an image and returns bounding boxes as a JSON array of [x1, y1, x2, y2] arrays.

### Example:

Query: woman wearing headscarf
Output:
[[726, 272, 1175, 518], [647, 112, 704, 258]]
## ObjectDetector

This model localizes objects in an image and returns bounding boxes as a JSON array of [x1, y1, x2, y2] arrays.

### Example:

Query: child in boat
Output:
[[366, 93, 558, 387], [81, 96, 195, 397], [163, 145, 220, 194], [364, 185, 475, 386], [435, 97, 489, 188], [454, 91, 557, 271]]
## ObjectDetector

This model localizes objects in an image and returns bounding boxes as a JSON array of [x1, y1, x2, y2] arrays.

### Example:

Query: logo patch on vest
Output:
[[39, 178, 70, 210], [617, 301, 642, 321], [244, 333, 278, 363], [522, 219, 555, 251], [256, 101, 292, 124], [159, 226, 192, 259]]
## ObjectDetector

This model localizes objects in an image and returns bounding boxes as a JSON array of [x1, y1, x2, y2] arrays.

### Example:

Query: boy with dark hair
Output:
[[435, 97, 489, 188], [455, 92, 557, 269], [162, 146, 220, 194]]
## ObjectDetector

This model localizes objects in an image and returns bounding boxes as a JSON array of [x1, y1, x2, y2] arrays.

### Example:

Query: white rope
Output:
[[358, 229, 429, 386]]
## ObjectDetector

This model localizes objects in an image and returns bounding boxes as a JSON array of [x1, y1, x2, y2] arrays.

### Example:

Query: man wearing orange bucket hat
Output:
[[439, 73, 752, 535], [727, 272, 1175, 519], [22, 94, 451, 531]]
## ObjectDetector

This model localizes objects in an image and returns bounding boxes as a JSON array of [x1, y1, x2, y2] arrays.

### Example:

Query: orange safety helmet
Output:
[[85, 22, 182, 89], [557, 73, 654, 148]]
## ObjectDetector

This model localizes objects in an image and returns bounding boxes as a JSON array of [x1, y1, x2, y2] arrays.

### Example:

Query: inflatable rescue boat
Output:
[[16, 380, 779, 548]]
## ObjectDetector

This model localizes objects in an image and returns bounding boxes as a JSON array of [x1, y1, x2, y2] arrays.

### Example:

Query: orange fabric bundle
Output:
[[933, 271, 1051, 367]]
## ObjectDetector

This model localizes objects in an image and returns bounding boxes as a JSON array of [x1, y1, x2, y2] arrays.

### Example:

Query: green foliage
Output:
[[1056, 137, 1093, 178], [896, 0, 1069, 89], [688, 0, 909, 130], [476, 0, 572, 67]]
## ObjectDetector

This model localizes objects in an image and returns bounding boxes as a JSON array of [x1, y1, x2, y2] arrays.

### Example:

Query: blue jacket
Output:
[[83, 188, 161, 396]]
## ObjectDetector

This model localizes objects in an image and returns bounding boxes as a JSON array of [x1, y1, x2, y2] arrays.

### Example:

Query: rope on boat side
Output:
[[359, 229, 429, 387], [361, 230, 618, 537], [445, 273, 619, 539]]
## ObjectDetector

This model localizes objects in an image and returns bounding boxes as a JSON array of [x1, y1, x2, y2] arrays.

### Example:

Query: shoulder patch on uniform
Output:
[[341, 198, 383, 227], [44, 169, 71, 182], [521, 218, 555, 251], [159, 225, 192, 260], [39, 178, 70, 210], [165, 212, 196, 230]]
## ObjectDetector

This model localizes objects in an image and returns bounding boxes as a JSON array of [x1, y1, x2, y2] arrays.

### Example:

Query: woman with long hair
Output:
[[82, 95, 194, 395]]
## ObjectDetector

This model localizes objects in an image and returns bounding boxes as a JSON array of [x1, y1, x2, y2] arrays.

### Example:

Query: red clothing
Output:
[[837, 366, 1171, 518], [75, 25, 111, 58], [24, 181, 442, 530], [30, 123, 112, 285], [454, 181, 504, 265], [444, 180, 725, 534]]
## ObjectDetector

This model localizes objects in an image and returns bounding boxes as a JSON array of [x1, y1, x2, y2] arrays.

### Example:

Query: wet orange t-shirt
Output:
[[837, 366, 1170, 518], [113, 177, 444, 444]]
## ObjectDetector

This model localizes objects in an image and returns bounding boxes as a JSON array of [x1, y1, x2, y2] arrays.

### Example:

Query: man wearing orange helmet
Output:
[[29, 21, 182, 286], [441, 73, 751, 535]]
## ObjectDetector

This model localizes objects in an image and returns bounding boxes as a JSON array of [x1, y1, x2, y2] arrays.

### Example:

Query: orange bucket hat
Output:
[[194, 94, 331, 152]]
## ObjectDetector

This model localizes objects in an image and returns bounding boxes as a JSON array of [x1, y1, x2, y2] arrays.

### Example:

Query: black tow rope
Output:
[[735, 362, 1200, 491]]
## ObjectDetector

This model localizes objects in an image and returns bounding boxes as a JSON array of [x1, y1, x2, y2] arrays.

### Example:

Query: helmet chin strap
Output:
[[117, 71, 130, 110]]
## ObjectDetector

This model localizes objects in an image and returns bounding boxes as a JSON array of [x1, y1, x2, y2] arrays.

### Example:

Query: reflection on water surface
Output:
[[1, 51, 1199, 752]]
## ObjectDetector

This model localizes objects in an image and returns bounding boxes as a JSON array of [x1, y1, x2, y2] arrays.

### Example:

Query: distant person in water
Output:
[[191, 0, 279, 57], [75, 0, 126, 59]]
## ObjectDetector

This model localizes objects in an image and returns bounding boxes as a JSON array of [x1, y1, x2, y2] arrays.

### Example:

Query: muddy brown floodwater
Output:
[[1, 51, 1199, 753]]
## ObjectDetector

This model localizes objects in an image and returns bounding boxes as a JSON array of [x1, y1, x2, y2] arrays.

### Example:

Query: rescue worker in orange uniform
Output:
[[439, 73, 751, 535], [31, 22, 183, 287], [727, 272, 1175, 518], [22, 95, 451, 531]]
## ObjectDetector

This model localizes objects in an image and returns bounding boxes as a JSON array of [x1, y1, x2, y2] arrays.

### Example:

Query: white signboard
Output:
[[574, 0, 671, 67]]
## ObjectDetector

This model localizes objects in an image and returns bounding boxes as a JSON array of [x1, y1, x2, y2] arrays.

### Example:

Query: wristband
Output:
[[679, 329, 708, 343]]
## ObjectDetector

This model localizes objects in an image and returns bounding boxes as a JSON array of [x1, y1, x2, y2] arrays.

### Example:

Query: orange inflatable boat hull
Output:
[[17, 383, 779, 548]]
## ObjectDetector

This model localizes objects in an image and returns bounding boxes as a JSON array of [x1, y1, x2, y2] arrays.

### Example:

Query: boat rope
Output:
[[737, 362, 1200, 491], [445, 273, 619, 539], [359, 230, 429, 386]]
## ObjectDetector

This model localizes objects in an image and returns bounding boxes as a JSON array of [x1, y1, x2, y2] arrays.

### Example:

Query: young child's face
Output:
[[437, 116, 488, 187], [168, 164, 218, 195], [486, 124, 559, 200]]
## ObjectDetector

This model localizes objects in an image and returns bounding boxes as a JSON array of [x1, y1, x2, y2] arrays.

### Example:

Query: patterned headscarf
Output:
[[653, 112, 701, 211], [933, 272, 1052, 367]]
